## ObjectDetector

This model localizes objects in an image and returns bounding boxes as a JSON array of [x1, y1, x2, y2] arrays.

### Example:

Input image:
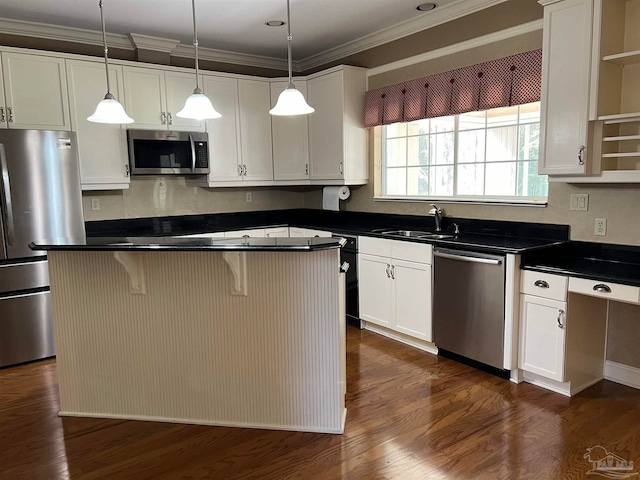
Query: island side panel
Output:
[[47, 249, 344, 434]]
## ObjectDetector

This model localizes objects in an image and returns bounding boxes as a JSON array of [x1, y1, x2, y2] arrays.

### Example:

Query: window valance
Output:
[[364, 49, 542, 128]]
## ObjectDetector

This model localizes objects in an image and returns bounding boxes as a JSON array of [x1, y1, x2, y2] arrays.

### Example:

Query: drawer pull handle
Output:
[[385, 264, 391, 278], [593, 284, 611, 293], [557, 309, 564, 329], [534, 280, 549, 289]]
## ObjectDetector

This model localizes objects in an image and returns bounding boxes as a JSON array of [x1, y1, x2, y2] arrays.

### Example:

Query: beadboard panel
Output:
[[47, 250, 344, 433]]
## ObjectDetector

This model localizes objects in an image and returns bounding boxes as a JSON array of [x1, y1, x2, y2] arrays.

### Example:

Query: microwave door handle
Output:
[[189, 134, 196, 173], [0, 144, 15, 245]]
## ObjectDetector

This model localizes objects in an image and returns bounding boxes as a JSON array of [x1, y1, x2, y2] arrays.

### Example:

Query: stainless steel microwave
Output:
[[127, 129, 209, 175]]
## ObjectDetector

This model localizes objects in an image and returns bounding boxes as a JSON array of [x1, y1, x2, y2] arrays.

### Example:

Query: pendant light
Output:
[[88, 0, 134, 124], [177, 0, 221, 120], [269, 0, 314, 116]]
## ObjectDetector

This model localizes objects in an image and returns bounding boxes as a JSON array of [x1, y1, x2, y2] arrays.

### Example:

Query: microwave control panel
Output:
[[195, 142, 208, 168]]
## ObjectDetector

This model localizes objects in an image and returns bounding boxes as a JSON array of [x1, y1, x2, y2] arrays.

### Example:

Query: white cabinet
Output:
[[358, 237, 433, 342], [199, 77, 273, 185], [224, 229, 265, 237], [270, 80, 310, 181], [122, 66, 203, 132], [538, 0, 594, 175], [174, 232, 225, 238], [519, 294, 567, 382], [264, 227, 289, 237], [238, 79, 273, 181], [288, 227, 332, 237], [307, 66, 368, 185], [0, 52, 71, 130], [66, 59, 129, 190]]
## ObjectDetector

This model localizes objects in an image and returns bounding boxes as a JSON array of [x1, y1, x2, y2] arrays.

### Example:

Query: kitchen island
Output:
[[31, 236, 347, 434]]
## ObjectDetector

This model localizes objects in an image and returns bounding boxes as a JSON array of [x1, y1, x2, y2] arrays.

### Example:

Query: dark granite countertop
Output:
[[84, 209, 569, 255], [521, 241, 640, 287], [30, 236, 345, 252]]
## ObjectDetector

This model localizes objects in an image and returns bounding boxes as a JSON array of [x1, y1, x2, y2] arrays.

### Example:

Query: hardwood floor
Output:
[[2, 327, 640, 480]]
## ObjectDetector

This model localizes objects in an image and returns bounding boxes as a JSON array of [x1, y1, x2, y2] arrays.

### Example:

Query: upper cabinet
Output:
[[270, 80, 310, 182], [122, 66, 204, 132], [0, 52, 71, 130], [199, 77, 274, 186], [66, 59, 130, 190], [540, 0, 640, 182], [307, 66, 368, 185]]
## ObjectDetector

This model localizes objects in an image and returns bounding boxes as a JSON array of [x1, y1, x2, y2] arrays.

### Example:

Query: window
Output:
[[381, 102, 548, 203]]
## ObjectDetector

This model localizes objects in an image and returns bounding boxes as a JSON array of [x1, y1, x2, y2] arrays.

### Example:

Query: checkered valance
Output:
[[364, 49, 542, 127]]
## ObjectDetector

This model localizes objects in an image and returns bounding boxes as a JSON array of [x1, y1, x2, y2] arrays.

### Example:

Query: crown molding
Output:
[[128, 33, 180, 53], [0, 17, 133, 50], [172, 44, 290, 72], [367, 19, 543, 78], [297, 0, 510, 71]]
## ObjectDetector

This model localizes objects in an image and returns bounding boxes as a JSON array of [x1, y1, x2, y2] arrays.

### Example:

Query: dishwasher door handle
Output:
[[434, 251, 503, 265]]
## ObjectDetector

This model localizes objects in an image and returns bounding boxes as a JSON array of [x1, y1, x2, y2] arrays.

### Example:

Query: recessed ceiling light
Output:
[[416, 2, 437, 11], [265, 20, 286, 27]]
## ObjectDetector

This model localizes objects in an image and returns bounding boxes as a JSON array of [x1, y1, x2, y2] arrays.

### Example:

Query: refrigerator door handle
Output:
[[0, 143, 15, 245]]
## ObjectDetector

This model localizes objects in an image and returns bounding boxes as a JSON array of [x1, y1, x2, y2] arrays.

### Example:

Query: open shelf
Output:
[[602, 152, 640, 158], [604, 134, 640, 141], [603, 49, 640, 65], [598, 112, 640, 124]]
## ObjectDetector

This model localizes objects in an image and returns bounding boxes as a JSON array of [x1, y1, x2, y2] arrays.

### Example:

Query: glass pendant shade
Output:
[[177, 90, 221, 120], [269, 84, 315, 116], [87, 93, 134, 124]]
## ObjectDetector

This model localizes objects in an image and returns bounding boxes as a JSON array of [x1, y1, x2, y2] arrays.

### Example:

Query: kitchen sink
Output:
[[378, 229, 454, 240]]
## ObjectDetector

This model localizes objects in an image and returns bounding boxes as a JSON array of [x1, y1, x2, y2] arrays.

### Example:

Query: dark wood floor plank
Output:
[[2, 327, 640, 479]]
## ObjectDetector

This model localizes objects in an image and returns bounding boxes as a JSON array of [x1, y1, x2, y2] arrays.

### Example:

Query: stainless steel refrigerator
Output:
[[0, 129, 85, 368]]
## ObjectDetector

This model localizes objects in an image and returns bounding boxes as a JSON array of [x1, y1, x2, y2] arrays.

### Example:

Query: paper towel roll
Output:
[[322, 186, 350, 211]]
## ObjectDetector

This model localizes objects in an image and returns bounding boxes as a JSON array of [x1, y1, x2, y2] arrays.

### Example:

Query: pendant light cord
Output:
[[191, 0, 202, 94], [98, 0, 113, 97], [286, 0, 293, 87]]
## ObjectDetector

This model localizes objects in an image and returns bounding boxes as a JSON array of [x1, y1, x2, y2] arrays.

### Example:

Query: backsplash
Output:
[[81, 177, 305, 221]]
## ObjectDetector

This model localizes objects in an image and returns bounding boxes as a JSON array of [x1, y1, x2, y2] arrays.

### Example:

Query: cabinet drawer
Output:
[[568, 277, 640, 304], [521, 270, 567, 301], [391, 240, 432, 265], [359, 236, 392, 257]]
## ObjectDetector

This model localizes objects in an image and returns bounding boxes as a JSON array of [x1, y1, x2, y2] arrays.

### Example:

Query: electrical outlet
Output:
[[91, 198, 100, 211], [595, 218, 607, 236], [246, 192, 252, 203]]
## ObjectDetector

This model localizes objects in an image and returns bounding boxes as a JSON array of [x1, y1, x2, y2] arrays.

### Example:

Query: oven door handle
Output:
[[189, 134, 196, 173], [434, 251, 502, 265]]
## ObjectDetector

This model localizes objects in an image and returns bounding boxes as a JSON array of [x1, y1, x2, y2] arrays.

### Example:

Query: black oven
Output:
[[335, 234, 361, 329]]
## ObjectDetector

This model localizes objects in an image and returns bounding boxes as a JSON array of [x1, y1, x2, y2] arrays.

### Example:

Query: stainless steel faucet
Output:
[[429, 203, 443, 232]]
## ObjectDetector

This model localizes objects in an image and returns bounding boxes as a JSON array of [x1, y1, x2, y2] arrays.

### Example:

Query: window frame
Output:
[[375, 103, 548, 206]]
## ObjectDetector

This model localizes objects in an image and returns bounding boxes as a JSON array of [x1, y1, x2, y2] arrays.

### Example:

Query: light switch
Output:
[[570, 194, 589, 211]]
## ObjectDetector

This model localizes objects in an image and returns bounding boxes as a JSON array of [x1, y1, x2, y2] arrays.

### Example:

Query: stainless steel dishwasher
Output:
[[433, 247, 507, 376]]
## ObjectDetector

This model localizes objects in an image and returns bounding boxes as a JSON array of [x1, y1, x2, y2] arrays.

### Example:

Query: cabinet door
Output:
[[270, 80, 310, 181], [202, 76, 242, 182], [288, 227, 307, 237], [393, 260, 432, 342], [66, 60, 129, 190], [123, 66, 167, 129], [164, 71, 204, 132], [0, 58, 6, 129], [238, 79, 273, 181], [519, 294, 567, 382], [224, 229, 265, 238], [1, 53, 71, 130], [358, 253, 393, 328], [264, 227, 289, 237], [538, 0, 594, 175], [308, 70, 345, 180]]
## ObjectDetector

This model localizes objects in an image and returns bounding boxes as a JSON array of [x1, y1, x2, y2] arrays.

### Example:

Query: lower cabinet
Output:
[[224, 229, 265, 238], [358, 237, 433, 342], [519, 294, 567, 382], [288, 227, 332, 238], [264, 227, 289, 237]]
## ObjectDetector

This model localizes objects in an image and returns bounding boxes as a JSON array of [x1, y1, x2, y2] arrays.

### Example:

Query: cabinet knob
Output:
[[557, 309, 564, 329], [578, 145, 585, 165], [534, 280, 549, 289]]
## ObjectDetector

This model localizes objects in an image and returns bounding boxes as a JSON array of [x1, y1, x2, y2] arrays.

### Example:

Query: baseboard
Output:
[[523, 371, 572, 397], [605, 361, 640, 390], [363, 322, 438, 355]]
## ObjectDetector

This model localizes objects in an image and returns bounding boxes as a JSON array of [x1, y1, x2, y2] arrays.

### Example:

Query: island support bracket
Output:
[[222, 252, 248, 296], [113, 251, 147, 295]]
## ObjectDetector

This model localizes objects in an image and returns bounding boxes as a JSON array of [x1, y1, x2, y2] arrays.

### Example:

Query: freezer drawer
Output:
[[0, 290, 54, 367], [0, 259, 49, 293]]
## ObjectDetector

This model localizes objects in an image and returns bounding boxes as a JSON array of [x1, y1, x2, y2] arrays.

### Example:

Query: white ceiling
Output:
[[0, 0, 507, 62]]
